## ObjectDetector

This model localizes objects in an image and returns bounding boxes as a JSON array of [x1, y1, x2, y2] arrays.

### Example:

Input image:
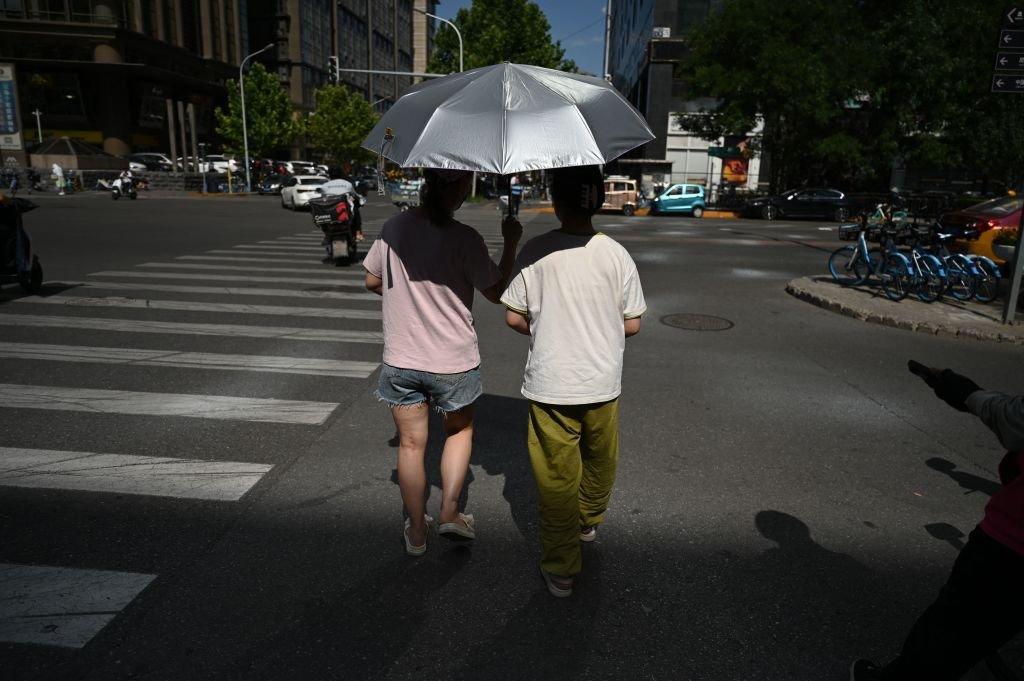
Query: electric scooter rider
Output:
[[112, 169, 135, 199]]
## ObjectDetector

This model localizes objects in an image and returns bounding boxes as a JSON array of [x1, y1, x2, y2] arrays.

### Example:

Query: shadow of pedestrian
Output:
[[450, 548, 603, 681], [924, 522, 967, 551], [233, 545, 472, 680], [470, 393, 537, 539], [926, 457, 1001, 497]]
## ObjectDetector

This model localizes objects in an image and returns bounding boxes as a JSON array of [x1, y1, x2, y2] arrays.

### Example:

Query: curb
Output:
[[785, 276, 1024, 345]]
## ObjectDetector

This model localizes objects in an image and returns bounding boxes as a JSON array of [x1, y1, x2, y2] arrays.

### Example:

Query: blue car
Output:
[[650, 183, 706, 217]]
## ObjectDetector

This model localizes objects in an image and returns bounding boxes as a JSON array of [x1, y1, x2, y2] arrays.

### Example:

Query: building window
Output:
[[211, 0, 222, 60], [225, 0, 236, 62], [181, 0, 200, 53]]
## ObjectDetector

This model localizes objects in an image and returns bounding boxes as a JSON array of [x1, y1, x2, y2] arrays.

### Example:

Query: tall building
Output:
[[606, 0, 762, 194], [0, 0, 246, 156], [334, 0, 420, 112]]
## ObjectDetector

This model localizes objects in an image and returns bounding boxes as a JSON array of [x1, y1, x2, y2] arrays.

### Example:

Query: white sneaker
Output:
[[438, 513, 475, 541]]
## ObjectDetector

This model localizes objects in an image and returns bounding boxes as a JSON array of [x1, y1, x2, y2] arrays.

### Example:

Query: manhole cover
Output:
[[660, 313, 734, 331]]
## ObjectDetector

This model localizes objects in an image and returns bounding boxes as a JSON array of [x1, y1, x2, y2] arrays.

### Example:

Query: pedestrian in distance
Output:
[[509, 174, 523, 217], [51, 162, 64, 196], [501, 164, 646, 598], [852, 363, 1024, 680], [363, 168, 523, 557]]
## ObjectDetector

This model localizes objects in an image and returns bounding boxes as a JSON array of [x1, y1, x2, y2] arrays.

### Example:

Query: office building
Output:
[[0, 0, 247, 157], [606, 0, 763, 194]]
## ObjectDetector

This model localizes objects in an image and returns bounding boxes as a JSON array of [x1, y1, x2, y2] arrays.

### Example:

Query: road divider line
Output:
[[0, 384, 340, 424], [0, 313, 383, 344], [0, 342, 381, 378], [89, 271, 370, 286], [0, 447, 273, 501], [0, 563, 156, 648], [7, 296, 383, 320]]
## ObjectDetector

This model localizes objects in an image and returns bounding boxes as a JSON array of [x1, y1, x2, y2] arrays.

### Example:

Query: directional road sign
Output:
[[992, 75, 1024, 92], [996, 51, 1024, 71], [1000, 29, 1024, 48], [707, 146, 742, 158], [1007, 7, 1024, 26]]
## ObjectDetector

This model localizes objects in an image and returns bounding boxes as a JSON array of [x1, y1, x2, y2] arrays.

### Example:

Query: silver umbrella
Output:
[[362, 62, 654, 174]]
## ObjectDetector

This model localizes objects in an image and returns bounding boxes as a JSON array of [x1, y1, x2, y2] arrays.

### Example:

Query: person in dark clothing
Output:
[[851, 366, 1024, 680]]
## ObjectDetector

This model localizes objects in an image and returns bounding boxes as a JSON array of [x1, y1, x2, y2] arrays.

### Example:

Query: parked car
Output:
[[128, 153, 173, 172], [201, 155, 239, 174], [124, 159, 147, 173], [649, 183, 707, 218], [942, 194, 1023, 263], [258, 173, 287, 195], [746, 188, 852, 221], [602, 176, 639, 216], [280, 175, 328, 209]]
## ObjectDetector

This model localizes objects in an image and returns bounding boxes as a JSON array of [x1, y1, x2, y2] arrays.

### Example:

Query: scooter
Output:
[[0, 197, 43, 293], [111, 176, 137, 200], [25, 169, 42, 194]]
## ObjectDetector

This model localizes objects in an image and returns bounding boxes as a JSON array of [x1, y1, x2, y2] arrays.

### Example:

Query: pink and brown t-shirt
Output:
[[363, 210, 501, 374]]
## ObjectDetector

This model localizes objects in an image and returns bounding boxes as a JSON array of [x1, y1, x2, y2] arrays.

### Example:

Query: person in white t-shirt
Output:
[[501, 164, 646, 598]]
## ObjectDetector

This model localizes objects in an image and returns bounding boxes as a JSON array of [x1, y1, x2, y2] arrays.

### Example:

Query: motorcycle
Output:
[[111, 176, 137, 200], [308, 183, 364, 265], [0, 197, 43, 293]]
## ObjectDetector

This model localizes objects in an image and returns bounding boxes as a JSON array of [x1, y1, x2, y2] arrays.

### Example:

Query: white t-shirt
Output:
[[501, 231, 646, 405]]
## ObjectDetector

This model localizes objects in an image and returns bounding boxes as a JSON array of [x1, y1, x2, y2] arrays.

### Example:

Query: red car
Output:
[[941, 195, 1022, 262]]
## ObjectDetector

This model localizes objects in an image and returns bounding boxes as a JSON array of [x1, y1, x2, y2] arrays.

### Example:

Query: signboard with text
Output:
[[0, 63, 23, 153]]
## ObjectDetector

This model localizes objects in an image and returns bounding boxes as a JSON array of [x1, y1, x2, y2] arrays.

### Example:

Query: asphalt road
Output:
[[1, 191, 1021, 681]]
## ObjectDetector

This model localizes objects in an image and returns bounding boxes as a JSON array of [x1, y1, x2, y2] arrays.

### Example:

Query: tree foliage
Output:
[[678, 0, 1023, 192], [307, 84, 378, 164], [428, 0, 576, 74], [215, 62, 302, 159]]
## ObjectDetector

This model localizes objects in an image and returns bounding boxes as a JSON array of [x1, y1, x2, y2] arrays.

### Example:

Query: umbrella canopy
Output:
[[362, 62, 654, 175]]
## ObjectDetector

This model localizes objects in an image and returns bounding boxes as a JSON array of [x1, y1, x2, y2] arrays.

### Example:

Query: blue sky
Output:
[[435, 1, 609, 76]]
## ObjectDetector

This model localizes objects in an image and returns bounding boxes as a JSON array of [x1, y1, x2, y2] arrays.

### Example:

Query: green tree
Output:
[[307, 84, 379, 165], [215, 62, 302, 159], [676, 0, 874, 192], [428, 0, 576, 74]]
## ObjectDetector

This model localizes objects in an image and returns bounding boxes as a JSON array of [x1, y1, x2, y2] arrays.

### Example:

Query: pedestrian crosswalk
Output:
[[0, 226, 383, 649]]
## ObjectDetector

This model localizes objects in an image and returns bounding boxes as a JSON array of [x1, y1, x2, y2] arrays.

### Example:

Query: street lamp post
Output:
[[31, 109, 43, 142], [414, 8, 469, 193], [240, 43, 275, 193], [413, 8, 462, 73]]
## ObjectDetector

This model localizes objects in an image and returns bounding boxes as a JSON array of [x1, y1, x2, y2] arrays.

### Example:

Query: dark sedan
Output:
[[746, 188, 853, 221], [257, 173, 287, 195]]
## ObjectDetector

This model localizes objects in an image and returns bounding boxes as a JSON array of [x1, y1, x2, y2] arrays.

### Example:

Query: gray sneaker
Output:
[[850, 659, 882, 681], [579, 526, 597, 543]]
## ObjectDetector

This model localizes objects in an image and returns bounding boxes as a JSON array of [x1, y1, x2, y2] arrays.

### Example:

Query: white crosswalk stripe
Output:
[[72, 280, 376, 301], [7, 295, 383, 319], [0, 313, 383, 343], [138, 262, 364, 276], [0, 563, 157, 648], [208, 249, 322, 257], [232, 244, 321, 251], [0, 342, 380, 378], [181, 254, 328, 264], [0, 447, 274, 501], [89, 270, 369, 286], [0, 384, 340, 424]]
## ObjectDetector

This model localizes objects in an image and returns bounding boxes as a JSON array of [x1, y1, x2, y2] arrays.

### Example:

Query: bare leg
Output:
[[438, 405, 474, 525], [392, 403, 430, 545]]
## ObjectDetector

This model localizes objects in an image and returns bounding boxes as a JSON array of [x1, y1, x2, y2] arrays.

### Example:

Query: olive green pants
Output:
[[528, 399, 619, 577]]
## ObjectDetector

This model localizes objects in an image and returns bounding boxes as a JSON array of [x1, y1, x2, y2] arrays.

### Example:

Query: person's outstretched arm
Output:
[[966, 390, 1024, 453], [481, 215, 523, 304]]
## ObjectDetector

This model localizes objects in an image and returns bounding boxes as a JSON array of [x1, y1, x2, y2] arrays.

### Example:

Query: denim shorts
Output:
[[376, 364, 482, 413]]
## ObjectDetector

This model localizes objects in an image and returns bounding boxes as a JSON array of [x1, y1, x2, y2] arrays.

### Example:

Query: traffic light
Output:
[[328, 56, 339, 84]]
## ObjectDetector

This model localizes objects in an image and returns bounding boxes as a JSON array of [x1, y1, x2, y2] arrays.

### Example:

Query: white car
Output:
[[281, 175, 328, 209]]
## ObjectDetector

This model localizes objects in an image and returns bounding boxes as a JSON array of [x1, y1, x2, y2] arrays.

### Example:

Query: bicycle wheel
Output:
[[827, 246, 868, 285], [945, 256, 976, 301], [973, 257, 1001, 303], [880, 253, 910, 301], [915, 253, 946, 303], [866, 248, 884, 281]]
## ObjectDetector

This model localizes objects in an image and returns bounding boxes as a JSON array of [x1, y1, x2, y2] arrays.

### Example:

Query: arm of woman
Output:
[[481, 216, 523, 303], [365, 272, 383, 296]]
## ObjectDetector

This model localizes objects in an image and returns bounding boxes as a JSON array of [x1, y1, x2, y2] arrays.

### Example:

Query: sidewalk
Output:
[[787, 275, 1024, 344]]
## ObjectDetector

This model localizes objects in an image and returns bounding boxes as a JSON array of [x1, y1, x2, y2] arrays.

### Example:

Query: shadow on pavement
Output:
[[926, 457, 1001, 497]]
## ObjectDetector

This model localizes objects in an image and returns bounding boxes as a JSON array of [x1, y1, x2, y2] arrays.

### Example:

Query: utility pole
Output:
[[602, 0, 612, 81], [31, 109, 42, 142], [240, 43, 275, 193]]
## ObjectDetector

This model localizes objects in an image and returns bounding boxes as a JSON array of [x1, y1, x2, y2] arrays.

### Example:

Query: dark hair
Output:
[[549, 165, 605, 218], [420, 169, 459, 227]]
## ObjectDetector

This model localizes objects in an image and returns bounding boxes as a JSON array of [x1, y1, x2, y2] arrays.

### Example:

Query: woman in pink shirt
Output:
[[363, 169, 522, 556]]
